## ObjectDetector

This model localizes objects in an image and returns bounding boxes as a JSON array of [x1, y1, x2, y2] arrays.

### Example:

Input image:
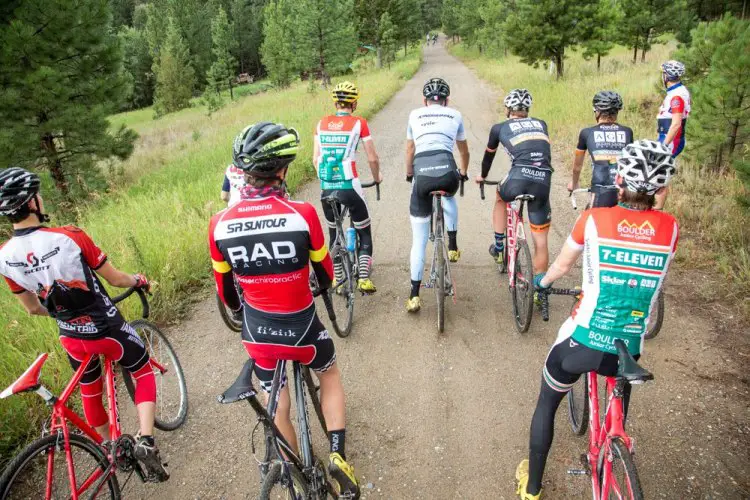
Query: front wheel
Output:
[[511, 239, 534, 333], [600, 437, 645, 500], [259, 461, 309, 500], [329, 247, 355, 338], [644, 290, 665, 340], [122, 320, 188, 431], [0, 433, 121, 499]]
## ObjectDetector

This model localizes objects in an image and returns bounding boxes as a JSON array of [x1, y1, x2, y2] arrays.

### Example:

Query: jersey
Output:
[[0, 226, 120, 338], [315, 112, 372, 191], [482, 117, 552, 178], [576, 123, 634, 187], [564, 206, 679, 356], [208, 191, 333, 315], [222, 164, 246, 206], [406, 105, 466, 156], [657, 82, 691, 157]]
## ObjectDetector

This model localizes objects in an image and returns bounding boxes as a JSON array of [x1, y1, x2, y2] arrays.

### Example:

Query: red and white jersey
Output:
[[315, 112, 372, 187], [657, 83, 691, 156], [209, 192, 333, 314], [223, 164, 247, 206]]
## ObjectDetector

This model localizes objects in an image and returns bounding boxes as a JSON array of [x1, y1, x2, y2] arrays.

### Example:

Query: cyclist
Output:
[[404, 77, 469, 313], [655, 59, 690, 209], [515, 140, 679, 500], [220, 162, 246, 206], [569, 91, 633, 208], [313, 81, 382, 294], [210, 122, 360, 499], [0, 167, 168, 482], [476, 89, 552, 280]]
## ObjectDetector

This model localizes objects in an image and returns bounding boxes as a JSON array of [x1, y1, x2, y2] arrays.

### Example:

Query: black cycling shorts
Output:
[[410, 151, 460, 218], [591, 185, 619, 208], [321, 186, 370, 229], [498, 167, 552, 231], [241, 303, 336, 392]]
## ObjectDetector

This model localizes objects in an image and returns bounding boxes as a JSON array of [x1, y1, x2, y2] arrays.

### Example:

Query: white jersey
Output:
[[406, 105, 466, 155], [223, 164, 246, 206]]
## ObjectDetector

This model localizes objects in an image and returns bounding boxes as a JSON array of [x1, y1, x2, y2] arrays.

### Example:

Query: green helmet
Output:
[[232, 122, 300, 177]]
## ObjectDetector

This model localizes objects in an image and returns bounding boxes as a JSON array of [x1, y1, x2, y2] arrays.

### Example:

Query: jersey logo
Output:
[[226, 218, 287, 233], [617, 220, 656, 238], [327, 120, 345, 131], [227, 242, 298, 266], [26, 252, 39, 267]]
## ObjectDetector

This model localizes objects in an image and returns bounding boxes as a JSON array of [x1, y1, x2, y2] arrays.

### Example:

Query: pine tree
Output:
[[261, 0, 297, 87], [389, 0, 421, 55], [232, 0, 265, 76], [0, 0, 137, 205], [153, 18, 196, 117], [378, 11, 397, 69], [504, 0, 599, 78], [477, 0, 507, 57], [581, 0, 622, 71], [618, 0, 685, 63], [207, 7, 238, 101], [119, 26, 155, 109]]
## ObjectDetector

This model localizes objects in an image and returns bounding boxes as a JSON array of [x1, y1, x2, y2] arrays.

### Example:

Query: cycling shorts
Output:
[[591, 185, 619, 208], [410, 151, 460, 218], [321, 185, 370, 230], [542, 323, 639, 393], [498, 167, 552, 231], [241, 303, 336, 393]]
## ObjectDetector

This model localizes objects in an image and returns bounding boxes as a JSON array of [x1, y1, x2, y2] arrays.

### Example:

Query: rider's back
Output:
[[489, 117, 552, 170], [407, 105, 464, 155]]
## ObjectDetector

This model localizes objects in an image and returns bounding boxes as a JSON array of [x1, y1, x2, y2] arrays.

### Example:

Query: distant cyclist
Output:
[[569, 91, 633, 208], [404, 77, 469, 313], [220, 162, 246, 205], [476, 89, 552, 280], [313, 81, 382, 294], [515, 140, 678, 500], [0, 168, 167, 482], [210, 123, 360, 499]]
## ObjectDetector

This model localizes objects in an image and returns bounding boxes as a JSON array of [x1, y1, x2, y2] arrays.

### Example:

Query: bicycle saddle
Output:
[[614, 339, 654, 384], [429, 190, 448, 196], [321, 192, 344, 204], [217, 359, 257, 404], [515, 194, 536, 202]]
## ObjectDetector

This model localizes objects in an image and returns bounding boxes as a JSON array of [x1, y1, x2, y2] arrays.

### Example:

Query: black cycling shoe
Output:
[[134, 437, 169, 483]]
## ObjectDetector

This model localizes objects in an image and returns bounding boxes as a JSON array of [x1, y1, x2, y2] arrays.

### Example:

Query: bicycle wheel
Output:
[[601, 437, 645, 500], [303, 366, 327, 435], [567, 375, 589, 435], [216, 292, 242, 332], [122, 320, 188, 431], [644, 290, 665, 340], [0, 433, 120, 499], [511, 239, 534, 333], [435, 220, 446, 334], [329, 247, 355, 338], [259, 461, 309, 500]]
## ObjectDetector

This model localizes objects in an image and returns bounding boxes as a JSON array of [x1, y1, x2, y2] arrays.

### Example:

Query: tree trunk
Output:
[[376, 46, 382, 68], [729, 120, 740, 157], [641, 46, 647, 62], [229, 79, 234, 100], [555, 51, 564, 79], [632, 43, 638, 64], [41, 133, 69, 201], [597, 53, 601, 71], [404, 41, 407, 56]]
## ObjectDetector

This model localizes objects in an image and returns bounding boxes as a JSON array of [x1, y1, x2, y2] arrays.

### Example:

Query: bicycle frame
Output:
[[426, 193, 455, 301], [505, 199, 527, 288]]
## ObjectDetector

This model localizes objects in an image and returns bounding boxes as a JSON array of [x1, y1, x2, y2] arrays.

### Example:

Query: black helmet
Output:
[[593, 91, 623, 113], [0, 167, 41, 216], [232, 122, 300, 177], [423, 78, 450, 101]]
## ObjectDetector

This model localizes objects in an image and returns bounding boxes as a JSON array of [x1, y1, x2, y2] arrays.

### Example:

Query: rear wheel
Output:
[[259, 461, 309, 500], [600, 438, 645, 500], [329, 247, 355, 338], [644, 290, 665, 340], [567, 375, 589, 435], [122, 320, 188, 431], [0, 433, 120, 499], [512, 239, 534, 333]]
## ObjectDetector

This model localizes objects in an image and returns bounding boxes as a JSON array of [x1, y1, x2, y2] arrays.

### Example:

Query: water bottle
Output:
[[345, 227, 356, 252]]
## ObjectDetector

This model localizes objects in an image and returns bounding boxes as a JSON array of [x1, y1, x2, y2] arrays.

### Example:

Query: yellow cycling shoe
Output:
[[405, 296, 422, 313], [448, 249, 461, 263], [357, 278, 377, 294], [516, 459, 542, 499], [328, 453, 360, 500]]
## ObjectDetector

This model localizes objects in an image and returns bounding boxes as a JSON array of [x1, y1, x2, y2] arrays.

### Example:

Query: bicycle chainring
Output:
[[114, 434, 137, 472]]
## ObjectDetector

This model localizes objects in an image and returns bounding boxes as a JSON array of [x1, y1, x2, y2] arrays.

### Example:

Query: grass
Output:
[[0, 49, 422, 462], [449, 41, 750, 319]]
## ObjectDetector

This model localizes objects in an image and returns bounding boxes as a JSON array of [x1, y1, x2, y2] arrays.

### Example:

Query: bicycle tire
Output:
[[259, 461, 309, 500], [216, 292, 242, 332], [644, 290, 665, 340], [122, 320, 188, 431], [601, 437, 645, 500], [302, 366, 328, 436], [512, 239, 534, 333], [0, 433, 121, 499], [329, 247, 355, 338], [567, 375, 589, 435], [436, 210, 446, 334]]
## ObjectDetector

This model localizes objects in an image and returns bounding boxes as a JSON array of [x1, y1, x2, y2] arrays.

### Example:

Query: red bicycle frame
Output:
[[505, 200, 527, 288]]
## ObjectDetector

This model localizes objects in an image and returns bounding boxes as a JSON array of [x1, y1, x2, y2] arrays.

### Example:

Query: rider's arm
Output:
[[304, 204, 333, 289], [480, 124, 502, 179], [359, 119, 382, 182], [96, 262, 142, 289], [570, 151, 585, 190], [662, 96, 685, 147], [456, 140, 469, 176], [63, 227, 141, 289], [221, 175, 230, 202], [208, 215, 241, 311], [540, 214, 587, 287], [16, 291, 49, 316], [405, 140, 416, 177]]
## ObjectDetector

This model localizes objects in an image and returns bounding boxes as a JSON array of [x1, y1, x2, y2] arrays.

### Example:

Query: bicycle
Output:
[[0, 287, 188, 499], [538, 288, 653, 500], [569, 187, 665, 340], [321, 181, 380, 338], [479, 180, 536, 333], [217, 291, 338, 500], [217, 276, 243, 333]]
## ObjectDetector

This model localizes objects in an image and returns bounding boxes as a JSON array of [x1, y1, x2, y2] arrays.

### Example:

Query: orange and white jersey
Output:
[[314, 112, 372, 189]]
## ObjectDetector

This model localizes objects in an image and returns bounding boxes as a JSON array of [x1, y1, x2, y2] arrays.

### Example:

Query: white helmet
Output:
[[661, 60, 685, 80], [617, 140, 676, 195], [504, 89, 532, 111]]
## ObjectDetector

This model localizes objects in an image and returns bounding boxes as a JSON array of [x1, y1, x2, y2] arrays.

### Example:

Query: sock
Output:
[[410, 280, 421, 298], [330, 429, 346, 459], [140, 435, 155, 446], [527, 451, 547, 495], [494, 232, 505, 252], [447, 231, 458, 252]]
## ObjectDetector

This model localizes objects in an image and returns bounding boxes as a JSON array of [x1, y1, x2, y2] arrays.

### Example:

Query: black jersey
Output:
[[481, 117, 552, 178], [576, 123, 633, 186]]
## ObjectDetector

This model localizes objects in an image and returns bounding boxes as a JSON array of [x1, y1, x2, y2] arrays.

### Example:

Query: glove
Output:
[[406, 174, 413, 183], [133, 273, 150, 292], [533, 273, 550, 291], [460, 172, 469, 182]]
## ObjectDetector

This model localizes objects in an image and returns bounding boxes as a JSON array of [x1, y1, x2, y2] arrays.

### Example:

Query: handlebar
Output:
[[111, 287, 150, 319], [478, 180, 500, 201], [459, 176, 466, 197], [536, 287, 581, 322], [360, 181, 381, 201], [568, 188, 592, 210]]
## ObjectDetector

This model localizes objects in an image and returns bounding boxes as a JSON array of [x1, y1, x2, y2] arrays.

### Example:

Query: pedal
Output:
[[567, 454, 590, 476], [567, 468, 588, 476]]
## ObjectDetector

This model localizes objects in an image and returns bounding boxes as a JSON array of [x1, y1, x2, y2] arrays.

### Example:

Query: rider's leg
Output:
[[60, 337, 110, 439], [349, 187, 375, 284], [269, 386, 299, 454], [321, 198, 343, 282], [529, 227, 550, 275], [442, 195, 458, 251], [316, 364, 347, 456], [526, 379, 567, 495], [529, 195, 552, 275], [409, 215, 430, 298]]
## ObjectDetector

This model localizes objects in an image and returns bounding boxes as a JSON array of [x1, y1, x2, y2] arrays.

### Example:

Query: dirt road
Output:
[[133, 41, 750, 499]]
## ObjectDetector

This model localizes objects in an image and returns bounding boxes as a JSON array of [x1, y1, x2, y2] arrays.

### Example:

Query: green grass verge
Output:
[[0, 49, 422, 462]]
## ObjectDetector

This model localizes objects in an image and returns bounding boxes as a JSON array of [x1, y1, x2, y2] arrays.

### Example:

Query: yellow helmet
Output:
[[331, 81, 359, 104]]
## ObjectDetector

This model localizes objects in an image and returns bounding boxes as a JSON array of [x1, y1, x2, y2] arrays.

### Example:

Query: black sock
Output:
[[527, 451, 547, 495], [494, 232, 506, 251], [410, 280, 421, 298], [330, 429, 346, 459], [447, 230, 458, 251], [140, 435, 155, 446]]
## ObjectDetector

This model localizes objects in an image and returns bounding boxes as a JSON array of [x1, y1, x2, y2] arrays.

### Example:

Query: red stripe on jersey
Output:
[[39, 226, 107, 269]]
